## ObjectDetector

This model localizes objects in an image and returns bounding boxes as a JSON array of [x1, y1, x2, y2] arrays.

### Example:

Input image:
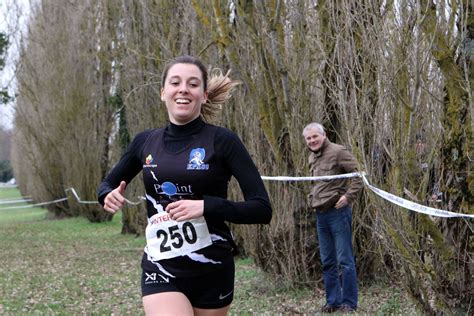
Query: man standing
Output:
[[302, 122, 363, 313]]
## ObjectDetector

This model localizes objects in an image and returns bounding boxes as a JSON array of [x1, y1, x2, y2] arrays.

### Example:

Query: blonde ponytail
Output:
[[201, 69, 241, 121]]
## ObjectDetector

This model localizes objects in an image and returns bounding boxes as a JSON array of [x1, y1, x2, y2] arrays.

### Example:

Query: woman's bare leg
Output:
[[143, 292, 193, 316]]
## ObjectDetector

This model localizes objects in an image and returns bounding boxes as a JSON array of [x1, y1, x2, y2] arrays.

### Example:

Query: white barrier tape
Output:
[[64, 187, 145, 205], [1, 175, 471, 218], [0, 187, 145, 210], [65, 188, 99, 205], [0, 196, 31, 201], [261, 172, 361, 182], [0, 198, 33, 204], [0, 195, 31, 202], [261, 172, 473, 219], [0, 197, 69, 210], [125, 196, 146, 205], [360, 175, 474, 219]]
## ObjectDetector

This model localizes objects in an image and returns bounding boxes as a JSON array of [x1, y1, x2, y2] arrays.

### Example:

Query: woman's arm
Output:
[[203, 128, 272, 224], [97, 130, 151, 206]]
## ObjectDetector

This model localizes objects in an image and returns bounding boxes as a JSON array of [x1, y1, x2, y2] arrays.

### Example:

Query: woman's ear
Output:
[[160, 88, 165, 102]]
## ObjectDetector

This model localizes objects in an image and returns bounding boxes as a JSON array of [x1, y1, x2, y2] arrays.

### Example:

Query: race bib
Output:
[[145, 212, 212, 261]]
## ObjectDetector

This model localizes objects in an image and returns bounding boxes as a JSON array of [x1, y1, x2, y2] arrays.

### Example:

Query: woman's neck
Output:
[[168, 116, 204, 137]]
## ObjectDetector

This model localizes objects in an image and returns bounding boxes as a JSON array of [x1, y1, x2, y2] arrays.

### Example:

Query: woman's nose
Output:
[[178, 83, 189, 93]]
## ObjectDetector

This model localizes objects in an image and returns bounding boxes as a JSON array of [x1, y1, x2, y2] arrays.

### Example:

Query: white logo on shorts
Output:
[[145, 272, 169, 284], [145, 272, 156, 282]]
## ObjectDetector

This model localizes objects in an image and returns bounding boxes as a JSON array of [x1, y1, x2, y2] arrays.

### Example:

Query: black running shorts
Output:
[[141, 260, 235, 309]]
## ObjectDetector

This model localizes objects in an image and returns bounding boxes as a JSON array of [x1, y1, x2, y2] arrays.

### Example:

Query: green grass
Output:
[[0, 186, 21, 199], [0, 187, 420, 315], [0, 188, 144, 314], [0, 186, 46, 223]]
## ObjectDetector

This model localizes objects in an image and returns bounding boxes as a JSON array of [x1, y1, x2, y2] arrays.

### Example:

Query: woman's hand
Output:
[[104, 181, 127, 214], [166, 200, 204, 221]]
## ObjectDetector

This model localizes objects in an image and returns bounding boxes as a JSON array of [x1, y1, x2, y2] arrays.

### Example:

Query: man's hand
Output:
[[335, 195, 348, 209], [166, 200, 204, 221], [104, 181, 127, 214]]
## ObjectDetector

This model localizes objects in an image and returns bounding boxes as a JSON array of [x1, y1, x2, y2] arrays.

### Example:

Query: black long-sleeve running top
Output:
[[97, 117, 272, 278]]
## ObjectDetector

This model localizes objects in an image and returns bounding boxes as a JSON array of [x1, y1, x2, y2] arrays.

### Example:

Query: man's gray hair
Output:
[[302, 122, 325, 136]]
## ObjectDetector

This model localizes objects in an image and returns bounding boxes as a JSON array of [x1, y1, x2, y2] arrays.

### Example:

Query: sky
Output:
[[0, 0, 31, 130]]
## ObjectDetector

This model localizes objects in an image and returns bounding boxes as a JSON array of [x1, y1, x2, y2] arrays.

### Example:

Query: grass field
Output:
[[0, 186, 420, 315]]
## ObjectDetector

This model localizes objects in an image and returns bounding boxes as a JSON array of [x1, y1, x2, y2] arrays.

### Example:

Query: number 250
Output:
[[156, 222, 198, 252]]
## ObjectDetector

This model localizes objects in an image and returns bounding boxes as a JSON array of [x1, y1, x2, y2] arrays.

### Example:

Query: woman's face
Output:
[[161, 63, 208, 125]]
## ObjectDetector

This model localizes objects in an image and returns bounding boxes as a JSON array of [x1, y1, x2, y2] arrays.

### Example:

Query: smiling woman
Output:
[[97, 55, 273, 316], [160, 62, 208, 125]]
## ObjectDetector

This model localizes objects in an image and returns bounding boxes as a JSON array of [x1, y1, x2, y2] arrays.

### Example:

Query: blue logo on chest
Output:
[[187, 148, 209, 170]]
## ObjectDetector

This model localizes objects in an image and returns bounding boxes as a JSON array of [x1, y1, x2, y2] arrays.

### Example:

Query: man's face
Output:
[[303, 128, 326, 152]]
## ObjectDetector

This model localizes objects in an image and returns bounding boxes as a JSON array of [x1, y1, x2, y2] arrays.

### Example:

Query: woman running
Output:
[[97, 55, 272, 315]]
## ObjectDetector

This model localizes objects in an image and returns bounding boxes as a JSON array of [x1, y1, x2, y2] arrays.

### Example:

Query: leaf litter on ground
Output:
[[0, 187, 419, 315]]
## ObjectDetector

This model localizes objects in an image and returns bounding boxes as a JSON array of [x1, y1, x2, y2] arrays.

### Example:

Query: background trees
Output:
[[0, 128, 12, 182], [9, 0, 472, 313], [0, 32, 12, 104], [0, 31, 13, 183]]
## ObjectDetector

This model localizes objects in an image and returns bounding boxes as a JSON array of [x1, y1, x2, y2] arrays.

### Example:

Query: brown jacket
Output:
[[308, 139, 363, 211]]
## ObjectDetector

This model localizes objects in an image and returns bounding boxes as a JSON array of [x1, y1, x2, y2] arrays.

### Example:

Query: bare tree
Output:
[[10, 0, 472, 312]]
